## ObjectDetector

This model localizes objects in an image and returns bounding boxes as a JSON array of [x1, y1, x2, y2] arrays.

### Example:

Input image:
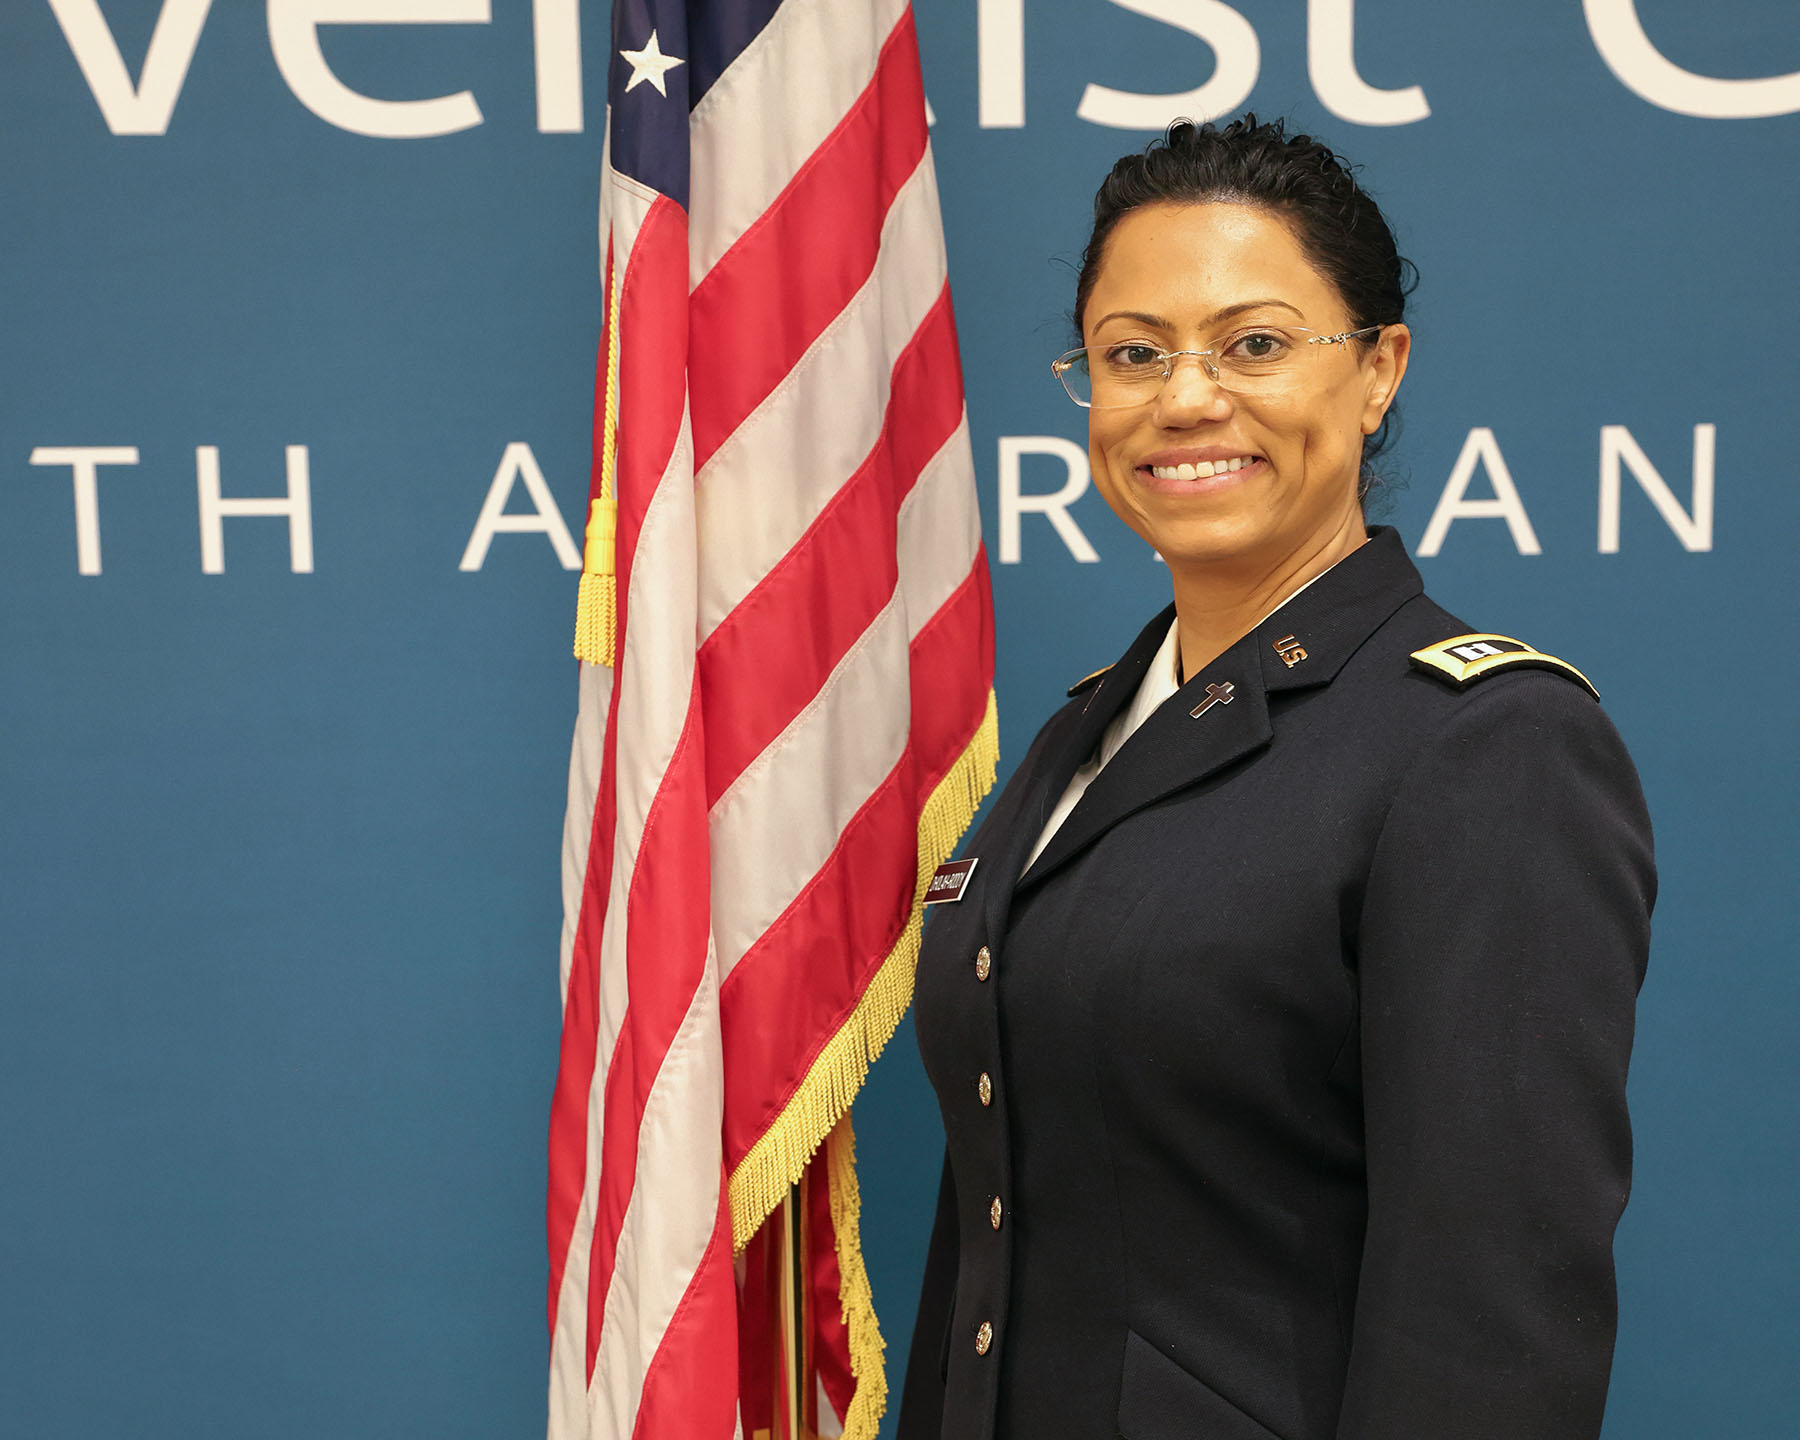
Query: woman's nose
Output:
[[1153, 353, 1234, 425]]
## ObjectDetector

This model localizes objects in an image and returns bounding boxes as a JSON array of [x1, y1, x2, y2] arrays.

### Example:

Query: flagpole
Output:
[[777, 1184, 807, 1440]]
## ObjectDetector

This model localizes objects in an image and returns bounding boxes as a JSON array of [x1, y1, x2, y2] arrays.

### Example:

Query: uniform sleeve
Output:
[[1336, 675, 1656, 1440], [896, 1153, 959, 1440]]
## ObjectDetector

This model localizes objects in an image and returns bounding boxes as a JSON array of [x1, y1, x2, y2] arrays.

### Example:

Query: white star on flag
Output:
[[620, 30, 685, 97]]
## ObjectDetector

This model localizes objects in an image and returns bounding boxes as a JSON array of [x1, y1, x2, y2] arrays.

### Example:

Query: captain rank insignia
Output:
[[1410, 633, 1599, 700]]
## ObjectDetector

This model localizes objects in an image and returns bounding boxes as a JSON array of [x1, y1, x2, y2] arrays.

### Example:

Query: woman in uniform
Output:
[[897, 116, 1655, 1440]]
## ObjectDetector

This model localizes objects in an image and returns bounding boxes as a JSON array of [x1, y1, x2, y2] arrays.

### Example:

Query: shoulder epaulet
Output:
[[1410, 633, 1599, 701], [1067, 664, 1112, 698]]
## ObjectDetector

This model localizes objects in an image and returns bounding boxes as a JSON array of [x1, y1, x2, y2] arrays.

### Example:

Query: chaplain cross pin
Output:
[[1190, 681, 1235, 719]]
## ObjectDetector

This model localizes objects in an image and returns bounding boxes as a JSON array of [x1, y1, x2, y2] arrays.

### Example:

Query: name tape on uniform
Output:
[[924, 857, 979, 906]]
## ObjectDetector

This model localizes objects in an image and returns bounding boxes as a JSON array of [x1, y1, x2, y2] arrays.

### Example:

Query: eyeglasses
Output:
[[1051, 325, 1384, 408]]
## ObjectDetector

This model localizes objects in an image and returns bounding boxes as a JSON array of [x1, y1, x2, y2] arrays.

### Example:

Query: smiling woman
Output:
[[1076, 198, 1409, 668], [899, 117, 1657, 1440]]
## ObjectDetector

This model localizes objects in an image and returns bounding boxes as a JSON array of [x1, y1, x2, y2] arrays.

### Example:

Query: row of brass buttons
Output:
[[975, 946, 999, 1356]]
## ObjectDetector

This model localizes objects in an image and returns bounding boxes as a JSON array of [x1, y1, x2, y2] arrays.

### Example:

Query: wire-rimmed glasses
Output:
[[1051, 325, 1383, 408]]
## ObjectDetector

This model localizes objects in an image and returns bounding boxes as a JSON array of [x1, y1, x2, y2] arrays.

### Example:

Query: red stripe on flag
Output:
[[688, 10, 928, 471], [807, 1140, 855, 1424], [718, 561, 993, 1166], [629, 1184, 739, 1440], [586, 682, 712, 1379], [548, 197, 690, 1344], [699, 286, 966, 806], [546, 241, 624, 1334], [611, 197, 692, 613], [572, 192, 704, 1379], [545, 664, 624, 1332]]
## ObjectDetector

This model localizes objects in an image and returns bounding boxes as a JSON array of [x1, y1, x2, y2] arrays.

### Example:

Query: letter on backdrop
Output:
[[268, 0, 492, 138], [978, 0, 1025, 128], [460, 443, 582, 572], [532, 0, 582, 133], [1306, 0, 1429, 126], [1417, 427, 1543, 558], [197, 445, 315, 574], [1599, 423, 1715, 553], [48, 0, 213, 135], [1585, 0, 1800, 118], [997, 436, 1101, 565], [1078, 0, 1260, 130], [29, 446, 141, 576]]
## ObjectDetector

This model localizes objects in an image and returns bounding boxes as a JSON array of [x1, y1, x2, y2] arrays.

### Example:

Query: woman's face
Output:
[[1080, 201, 1410, 580]]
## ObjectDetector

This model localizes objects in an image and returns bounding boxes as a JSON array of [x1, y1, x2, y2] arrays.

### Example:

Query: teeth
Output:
[[1148, 456, 1256, 481]]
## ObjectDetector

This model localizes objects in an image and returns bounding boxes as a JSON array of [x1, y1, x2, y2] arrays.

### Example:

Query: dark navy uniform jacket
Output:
[[897, 527, 1656, 1440]]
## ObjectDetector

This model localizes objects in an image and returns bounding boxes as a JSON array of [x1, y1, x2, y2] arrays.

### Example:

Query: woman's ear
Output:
[[1362, 324, 1411, 435]]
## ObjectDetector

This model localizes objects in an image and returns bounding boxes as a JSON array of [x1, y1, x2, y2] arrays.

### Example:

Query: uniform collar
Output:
[[1253, 525, 1424, 693], [1010, 527, 1423, 896]]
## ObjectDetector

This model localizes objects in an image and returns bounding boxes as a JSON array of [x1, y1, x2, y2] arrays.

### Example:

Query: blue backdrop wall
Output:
[[3, 2, 1795, 1436]]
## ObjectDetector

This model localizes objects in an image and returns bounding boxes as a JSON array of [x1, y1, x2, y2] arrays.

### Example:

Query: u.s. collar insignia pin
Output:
[[924, 858, 978, 905], [1273, 634, 1307, 668]]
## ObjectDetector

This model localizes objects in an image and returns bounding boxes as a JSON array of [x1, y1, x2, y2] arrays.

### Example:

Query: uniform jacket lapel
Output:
[[1012, 527, 1424, 899], [978, 607, 1174, 951], [1016, 630, 1272, 894]]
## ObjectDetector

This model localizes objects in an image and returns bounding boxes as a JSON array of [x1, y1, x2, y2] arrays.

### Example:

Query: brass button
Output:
[[977, 1072, 993, 1106], [975, 946, 992, 981], [975, 1321, 993, 1355], [989, 1195, 1004, 1229]]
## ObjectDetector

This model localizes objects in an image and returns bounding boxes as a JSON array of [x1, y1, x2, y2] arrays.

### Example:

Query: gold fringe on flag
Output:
[[728, 687, 999, 1253], [574, 260, 624, 668], [826, 1114, 885, 1440], [730, 689, 998, 1438]]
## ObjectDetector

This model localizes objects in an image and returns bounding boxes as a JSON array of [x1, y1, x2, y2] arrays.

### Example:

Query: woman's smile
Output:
[[1135, 449, 1267, 494]]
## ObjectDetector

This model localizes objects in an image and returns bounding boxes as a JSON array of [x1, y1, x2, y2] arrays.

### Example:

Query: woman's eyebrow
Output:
[[1090, 298, 1304, 331], [1090, 309, 1171, 330], [1210, 298, 1304, 323]]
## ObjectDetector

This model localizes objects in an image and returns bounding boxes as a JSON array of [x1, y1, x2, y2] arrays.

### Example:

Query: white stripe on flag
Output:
[[548, 657, 616, 1436], [549, 175, 661, 1438], [688, 0, 911, 285], [549, 398, 696, 1440], [896, 413, 981, 641], [581, 397, 703, 1438], [590, 940, 726, 1437], [706, 413, 978, 981], [592, 396, 699, 1220], [695, 152, 946, 643], [560, 660, 614, 1004], [710, 596, 912, 979]]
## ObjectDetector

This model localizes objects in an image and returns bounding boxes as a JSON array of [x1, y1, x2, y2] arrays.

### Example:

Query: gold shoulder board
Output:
[[1409, 634, 1599, 701], [1067, 665, 1112, 698]]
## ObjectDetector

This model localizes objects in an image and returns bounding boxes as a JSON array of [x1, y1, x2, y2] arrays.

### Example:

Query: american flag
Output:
[[545, 0, 996, 1432]]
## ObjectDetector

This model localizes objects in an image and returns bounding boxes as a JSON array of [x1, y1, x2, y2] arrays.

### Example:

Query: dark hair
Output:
[[1075, 114, 1418, 500]]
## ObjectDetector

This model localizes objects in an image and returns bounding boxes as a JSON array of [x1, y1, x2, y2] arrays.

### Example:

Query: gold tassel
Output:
[[827, 1115, 886, 1440], [728, 689, 1001, 1250], [574, 257, 624, 667], [574, 500, 617, 667]]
